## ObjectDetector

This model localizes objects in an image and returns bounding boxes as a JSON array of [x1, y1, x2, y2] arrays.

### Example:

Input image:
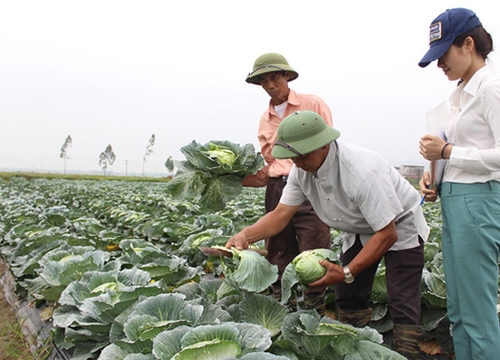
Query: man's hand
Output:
[[224, 203, 299, 251], [225, 232, 250, 250], [311, 221, 398, 289], [307, 260, 345, 287]]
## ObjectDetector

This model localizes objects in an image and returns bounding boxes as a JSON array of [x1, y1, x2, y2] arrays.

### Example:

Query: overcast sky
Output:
[[1, 0, 499, 176]]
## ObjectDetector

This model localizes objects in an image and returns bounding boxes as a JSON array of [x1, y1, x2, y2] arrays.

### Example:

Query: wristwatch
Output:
[[343, 266, 355, 284]]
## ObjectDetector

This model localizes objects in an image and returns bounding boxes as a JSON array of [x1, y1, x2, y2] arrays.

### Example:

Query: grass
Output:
[[0, 171, 171, 183], [0, 262, 54, 360], [0, 266, 34, 360], [0, 322, 34, 360]]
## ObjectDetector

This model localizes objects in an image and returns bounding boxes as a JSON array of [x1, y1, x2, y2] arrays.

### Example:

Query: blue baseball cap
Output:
[[418, 8, 482, 68]]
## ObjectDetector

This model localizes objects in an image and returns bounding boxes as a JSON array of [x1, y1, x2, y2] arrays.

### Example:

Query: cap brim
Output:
[[418, 38, 453, 67], [271, 127, 340, 159], [246, 67, 299, 84]]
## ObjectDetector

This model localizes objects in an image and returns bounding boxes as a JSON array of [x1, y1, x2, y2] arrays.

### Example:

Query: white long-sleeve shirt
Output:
[[444, 66, 500, 183]]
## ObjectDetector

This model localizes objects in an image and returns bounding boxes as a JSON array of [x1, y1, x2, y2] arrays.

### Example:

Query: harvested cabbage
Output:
[[292, 250, 328, 284], [280, 248, 340, 305], [167, 140, 264, 211]]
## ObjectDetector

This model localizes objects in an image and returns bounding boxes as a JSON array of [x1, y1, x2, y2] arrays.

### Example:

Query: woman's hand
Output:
[[419, 135, 448, 161], [419, 171, 438, 202]]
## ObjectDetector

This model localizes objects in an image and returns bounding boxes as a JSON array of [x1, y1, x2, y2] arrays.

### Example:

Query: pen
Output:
[[420, 184, 430, 206]]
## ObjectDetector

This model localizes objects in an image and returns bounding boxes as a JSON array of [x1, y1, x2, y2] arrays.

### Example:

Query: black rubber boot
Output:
[[337, 307, 373, 328], [302, 289, 326, 317], [272, 282, 297, 311], [392, 324, 422, 360]]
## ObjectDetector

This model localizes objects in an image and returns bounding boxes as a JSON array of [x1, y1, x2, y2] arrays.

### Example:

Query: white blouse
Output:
[[444, 65, 500, 183]]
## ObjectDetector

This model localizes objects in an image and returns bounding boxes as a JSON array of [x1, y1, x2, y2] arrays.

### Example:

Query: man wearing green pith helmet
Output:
[[242, 53, 333, 315], [226, 110, 430, 359]]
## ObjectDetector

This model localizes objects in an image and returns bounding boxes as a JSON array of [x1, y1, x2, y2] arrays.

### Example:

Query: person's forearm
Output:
[[308, 222, 399, 288], [347, 222, 398, 276], [241, 215, 285, 244], [227, 203, 299, 250], [242, 166, 269, 187], [242, 205, 296, 243]]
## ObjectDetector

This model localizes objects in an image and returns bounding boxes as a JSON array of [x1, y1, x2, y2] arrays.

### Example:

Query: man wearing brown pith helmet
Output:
[[242, 52, 332, 315]]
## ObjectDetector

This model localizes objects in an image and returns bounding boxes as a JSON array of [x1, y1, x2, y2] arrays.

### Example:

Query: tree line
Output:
[[60, 134, 171, 176]]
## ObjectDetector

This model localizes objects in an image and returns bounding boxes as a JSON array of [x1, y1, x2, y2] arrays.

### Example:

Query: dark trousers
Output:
[[265, 177, 331, 278], [335, 235, 424, 324]]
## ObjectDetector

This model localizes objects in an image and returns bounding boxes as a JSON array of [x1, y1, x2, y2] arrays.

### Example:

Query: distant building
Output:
[[398, 165, 425, 180]]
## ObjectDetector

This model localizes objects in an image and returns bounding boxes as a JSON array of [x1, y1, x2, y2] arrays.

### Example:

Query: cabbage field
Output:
[[0, 176, 498, 359]]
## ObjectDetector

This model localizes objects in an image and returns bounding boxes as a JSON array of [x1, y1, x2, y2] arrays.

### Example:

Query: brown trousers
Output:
[[265, 177, 331, 278]]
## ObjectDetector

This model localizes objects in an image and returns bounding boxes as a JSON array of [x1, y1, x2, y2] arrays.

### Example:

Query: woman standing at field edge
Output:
[[418, 8, 500, 360]]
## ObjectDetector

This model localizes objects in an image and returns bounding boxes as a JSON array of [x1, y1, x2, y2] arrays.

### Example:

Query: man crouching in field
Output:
[[226, 110, 429, 359]]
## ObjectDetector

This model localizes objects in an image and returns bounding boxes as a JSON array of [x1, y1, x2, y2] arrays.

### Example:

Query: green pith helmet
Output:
[[246, 52, 299, 85], [272, 110, 340, 159]]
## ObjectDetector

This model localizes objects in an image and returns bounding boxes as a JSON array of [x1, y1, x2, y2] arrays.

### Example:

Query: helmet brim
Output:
[[272, 126, 340, 159], [246, 66, 299, 85]]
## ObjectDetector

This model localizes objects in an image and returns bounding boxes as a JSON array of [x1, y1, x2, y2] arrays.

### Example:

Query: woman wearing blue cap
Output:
[[418, 8, 500, 360]]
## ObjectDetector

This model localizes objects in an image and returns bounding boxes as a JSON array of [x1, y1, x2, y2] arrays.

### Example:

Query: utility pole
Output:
[[125, 159, 129, 176]]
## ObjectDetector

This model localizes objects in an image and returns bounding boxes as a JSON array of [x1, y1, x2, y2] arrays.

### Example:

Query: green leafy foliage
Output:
[[167, 140, 264, 211], [2, 177, 499, 359], [276, 311, 404, 359], [221, 248, 279, 293]]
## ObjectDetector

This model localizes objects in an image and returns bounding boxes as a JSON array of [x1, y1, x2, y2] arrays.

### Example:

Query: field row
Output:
[[0, 177, 466, 359]]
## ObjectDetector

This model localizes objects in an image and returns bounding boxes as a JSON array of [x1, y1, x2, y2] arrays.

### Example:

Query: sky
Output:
[[1, 0, 499, 176]]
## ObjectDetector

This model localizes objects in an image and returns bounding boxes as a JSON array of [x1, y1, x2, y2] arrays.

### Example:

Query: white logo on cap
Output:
[[429, 21, 442, 43]]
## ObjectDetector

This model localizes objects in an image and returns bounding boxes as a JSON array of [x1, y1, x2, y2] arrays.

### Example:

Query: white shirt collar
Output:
[[463, 65, 489, 96]]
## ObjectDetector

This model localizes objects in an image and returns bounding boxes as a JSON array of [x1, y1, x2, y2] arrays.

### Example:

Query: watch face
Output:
[[343, 266, 354, 284]]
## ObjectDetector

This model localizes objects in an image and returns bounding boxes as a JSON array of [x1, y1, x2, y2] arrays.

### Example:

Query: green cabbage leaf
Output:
[[275, 311, 404, 359], [221, 248, 279, 293], [152, 322, 273, 360]]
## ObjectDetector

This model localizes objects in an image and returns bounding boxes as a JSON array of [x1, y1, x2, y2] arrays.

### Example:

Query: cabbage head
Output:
[[281, 248, 340, 305], [201, 143, 237, 166], [292, 249, 328, 284]]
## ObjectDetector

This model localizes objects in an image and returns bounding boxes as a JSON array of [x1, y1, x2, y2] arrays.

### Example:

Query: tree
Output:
[[142, 134, 155, 176], [98, 144, 116, 176], [165, 156, 174, 174], [60, 135, 72, 174]]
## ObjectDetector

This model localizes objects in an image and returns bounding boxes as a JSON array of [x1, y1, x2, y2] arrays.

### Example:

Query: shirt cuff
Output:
[[448, 145, 465, 168]]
